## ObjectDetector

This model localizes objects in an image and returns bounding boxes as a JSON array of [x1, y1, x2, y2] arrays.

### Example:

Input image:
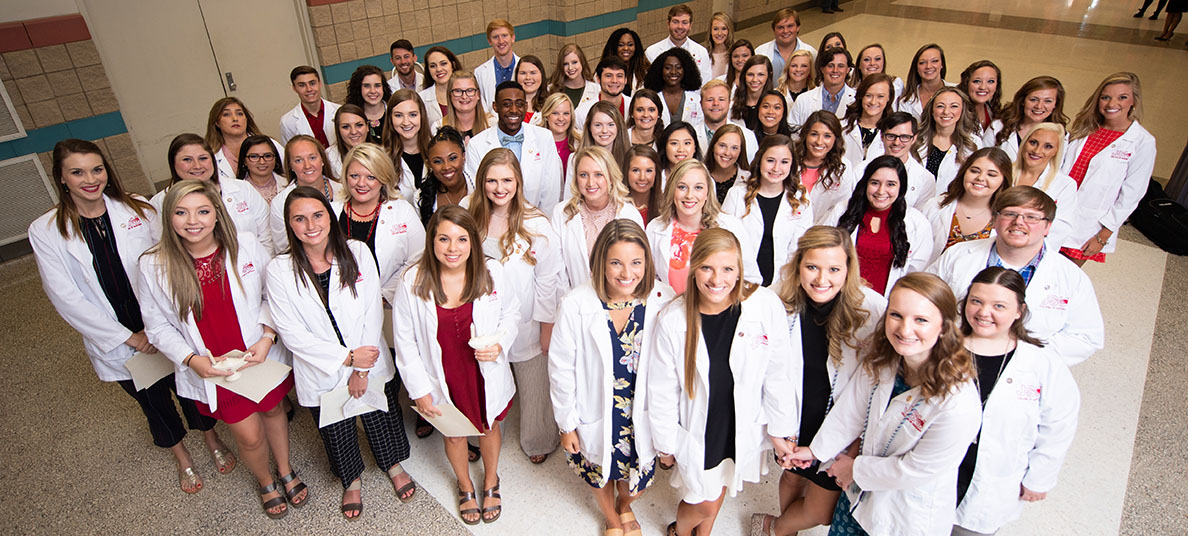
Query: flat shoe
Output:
[[605, 530, 624, 536], [458, 487, 481, 525], [278, 470, 309, 508], [210, 448, 236, 474], [750, 513, 775, 536], [529, 453, 548, 464], [259, 481, 288, 520], [178, 465, 202, 494], [467, 442, 481, 463], [415, 415, 434, 438], [388, 465, 417, 503], [620, 511, 642, 536], [481, 478, 501, 523], [342, 479, 362, 521]]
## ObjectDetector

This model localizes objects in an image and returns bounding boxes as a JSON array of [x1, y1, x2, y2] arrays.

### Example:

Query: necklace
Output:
[[958, 203, 990, 220], [441, 188, 464, 206], [346, 200, 381, 243]]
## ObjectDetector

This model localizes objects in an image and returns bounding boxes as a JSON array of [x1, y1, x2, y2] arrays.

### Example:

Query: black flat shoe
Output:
[[1134, 10, 1146, 18]]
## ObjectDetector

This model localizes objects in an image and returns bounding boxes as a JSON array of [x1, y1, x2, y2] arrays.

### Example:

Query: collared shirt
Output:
[[821, 86, 844, 114], [987, 242, 1045, 285], [493, 57, 515, 85], [497, 127, 524, 160], [301, 100, 330, 148], [389, 67, 417, 90]]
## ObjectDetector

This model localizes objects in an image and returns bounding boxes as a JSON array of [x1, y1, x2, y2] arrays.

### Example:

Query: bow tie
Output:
[[500, 131, 524, 144]]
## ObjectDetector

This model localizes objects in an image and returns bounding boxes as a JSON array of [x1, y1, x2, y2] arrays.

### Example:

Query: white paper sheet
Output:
[[204, 359, 291, 403], [412, 402, 485, 437], [125, 352, 175, 391], [317, 384, 388, 428]]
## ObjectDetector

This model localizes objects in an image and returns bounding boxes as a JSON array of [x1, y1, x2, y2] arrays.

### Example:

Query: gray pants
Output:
[[511, 353, 559, 456], [952, 525, 996, 536]]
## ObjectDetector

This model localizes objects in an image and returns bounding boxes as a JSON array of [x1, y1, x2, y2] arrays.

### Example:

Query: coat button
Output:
[[738, 332, 744, 337], [1006, 378, 1013, 384]]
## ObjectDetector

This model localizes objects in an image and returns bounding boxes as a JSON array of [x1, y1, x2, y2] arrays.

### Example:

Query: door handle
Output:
[[225, 72, 237, 91]]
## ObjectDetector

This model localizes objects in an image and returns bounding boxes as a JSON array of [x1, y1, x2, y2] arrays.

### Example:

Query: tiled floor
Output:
[[2, 1, 1186, 534]]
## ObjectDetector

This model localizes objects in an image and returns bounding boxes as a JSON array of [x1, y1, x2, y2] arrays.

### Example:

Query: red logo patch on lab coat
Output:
[[235, 201, 249, 213], [241, 262, 255, 276], [1016, 384, 1041, 401], [393, 223, 407, 235], [127, 216, 142, 229], [1039, 295, 1069, 310], [904, 407, 925, 431]]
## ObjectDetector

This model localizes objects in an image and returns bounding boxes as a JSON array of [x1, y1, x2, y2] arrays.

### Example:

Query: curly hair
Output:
[[730, 55, 773, 123], [345, 65, 392, 112], [416, 126, 466, 225], [643, 48, 702, 93], [959, 60, 1003, 125], [794, 111, 847, 189]]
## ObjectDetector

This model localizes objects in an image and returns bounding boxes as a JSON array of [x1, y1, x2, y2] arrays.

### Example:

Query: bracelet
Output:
[[1095, 235, 1108, 246], [183, 353, 195, 367], [354, 370, 369, 378], [348, 350, 354, 367], [266, 332, 278, 345], [558, 428, 574, 436]]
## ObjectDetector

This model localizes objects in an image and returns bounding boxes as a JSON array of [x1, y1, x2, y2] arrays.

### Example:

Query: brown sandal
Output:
[[341, 479, 362, 521], [481, 478, 502, 523], [278, 470, 308, 508], [258, 481, 288, 519], [388, 465, 417, 503], [457, 486, 481, 525]]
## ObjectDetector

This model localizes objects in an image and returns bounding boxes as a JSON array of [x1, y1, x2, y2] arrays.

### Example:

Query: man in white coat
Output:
[[644, 4, 712, 86], [279, 65, 340, 147], [788, 48, 855, 129], [928, 186, 1104, 366], [387, 39, 424, 92], [573, 58, 628, 132], [695, 79, 759, 164], [865, 111, 935, 209], [474, 19, 519, 110], [754, 8, 817, 77], [465, 81, 562, 214]]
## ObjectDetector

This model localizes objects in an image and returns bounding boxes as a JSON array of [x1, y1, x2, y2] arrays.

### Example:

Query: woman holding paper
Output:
[[549, 219, 675, 536], [30, 139, 234, 495], [266, 186, 416, 520], [138, 179, 305, 519], [393, 205, 520, 525]]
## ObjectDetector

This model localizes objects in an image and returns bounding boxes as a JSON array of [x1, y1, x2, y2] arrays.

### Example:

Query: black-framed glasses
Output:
[[450, 88, 479, 97], [881, 133, 915, 143], [246, 153, 276, 162], [996, 211, 1049, 223]]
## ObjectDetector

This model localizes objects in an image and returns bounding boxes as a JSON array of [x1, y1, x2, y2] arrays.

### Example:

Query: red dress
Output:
[[192, 249, 293, 423], [856, 208, 894, 295], [436, 302, 510, 432]]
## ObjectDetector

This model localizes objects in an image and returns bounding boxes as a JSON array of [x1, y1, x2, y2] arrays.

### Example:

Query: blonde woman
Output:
[[138, 180, 302, 519], [775, 49, 815, 106], [435, 70, 491, 142], [550, 220, 675, 536], [331, 143, 425, 303], [647, 158, 759, 294], [649, 228, 798, 536], [552, 146, 644, 289], [750, 226, 887, 536], [542, 92, 579, 178], [1012, 122, 1078, 248], [468, 149, 564, 464], [392, 205, 520, 525]]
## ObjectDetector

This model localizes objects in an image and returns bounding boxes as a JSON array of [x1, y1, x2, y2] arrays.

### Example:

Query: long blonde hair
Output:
[[703, 12, 735, 57], [541, 92, 579, 148], [1012, 122, 1066, 192], [681, 228, 756, 398], [443, 71, 489, 135], [657, 159, 721, 228], [142, 180, 242, 321], [775, 226, 871, 367], [1068, 72, 1142, 140], [468, 148, 544, 265], [562, 146, 630, 221], [340, 142, 401, 202], [776, 49, 816, 95]]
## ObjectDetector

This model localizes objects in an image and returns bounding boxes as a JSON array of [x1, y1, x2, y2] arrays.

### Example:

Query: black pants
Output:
[[308, 376, 410, 488], [1140, 0, 1169, 15], [116, 374, 216, 448]]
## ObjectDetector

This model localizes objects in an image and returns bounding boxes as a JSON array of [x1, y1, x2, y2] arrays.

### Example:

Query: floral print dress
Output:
[[568, 299, 656, 492]]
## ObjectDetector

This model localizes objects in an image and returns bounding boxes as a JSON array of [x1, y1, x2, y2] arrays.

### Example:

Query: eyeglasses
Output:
[[246, 154, 276, 162], [450, 88, 479, 97], [881, 133, 915, 143], [996, 211, 1049, 223]]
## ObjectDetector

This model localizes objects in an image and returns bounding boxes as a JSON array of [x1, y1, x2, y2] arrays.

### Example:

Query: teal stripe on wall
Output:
[[0, 111, 127, 161], [323, 0, 682, 85]]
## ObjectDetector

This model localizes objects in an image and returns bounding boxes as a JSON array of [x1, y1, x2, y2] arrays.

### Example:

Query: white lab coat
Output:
[[326, 145, 345, 179], [151, 176, 273, 253], [720, 184, 814, 287], [894, 81, 956, 121], [1059, 121, 1156, 253], [550, 201, 644, 290], [754, 38, 817, 66], [137, 233, 289, 411], [279, 99, 342, 145], [788, 85, 856, 130], [329, 199, 425, 303], [809, 365, 981, 536], [645, 37, 712, 88], [394, 154, 431, 204], [267, 178, 343, 254], [1020, 171, 1079, 250], [391, 260, 520, 429], [822, 203, 934, 296], [548, 282, 676, 486], [658, 90, 703, 126], [645, 214, 762, 287], [418, 86, 445, 128], [214, 137, 283, 181], [860, 153, 935, 211], [387, 69, 425, 93], [955, 341, 1080, 534], [842, 124, 884, 170], [648, 287, 800, 503], [916, 137, 984, 195], [265, 241, 395, 406], [786, 285, 886, 415], [463, 123, 563, 215], [806, 165, 861, 225], [484, 214, 564, 362], [28, 196, 157, 381], [474, 53, 520, 110], [927, 238, 1104, 365]]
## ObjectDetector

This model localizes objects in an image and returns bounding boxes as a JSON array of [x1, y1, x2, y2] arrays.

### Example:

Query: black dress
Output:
[[788, 298, 842, 491], [756, 193, 782, 286], [701, 305, 742, 470], [957, 349, 1016, 503]]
